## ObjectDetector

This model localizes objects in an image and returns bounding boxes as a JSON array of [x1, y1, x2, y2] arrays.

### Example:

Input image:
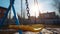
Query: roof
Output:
[[0, 6, 7, 10], [39, 12, 55, 15]]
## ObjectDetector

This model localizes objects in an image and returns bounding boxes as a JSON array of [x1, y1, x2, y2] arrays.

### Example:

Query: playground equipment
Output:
[[9, 24, 44, 32], [0, 0, 44, 34]]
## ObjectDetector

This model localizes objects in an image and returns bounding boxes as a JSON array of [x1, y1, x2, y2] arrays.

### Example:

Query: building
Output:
[[30, 16, 36, 20], [39, 12, 56, 19], [0, 7, 7, 19], [38, 12, 60, 25]]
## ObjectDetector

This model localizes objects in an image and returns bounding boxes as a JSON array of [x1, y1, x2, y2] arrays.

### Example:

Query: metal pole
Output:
[[21, 0, 23, 24], [21, 0, 22, 17], [34, 10, 36, 24], [11, 0, 22, 34]]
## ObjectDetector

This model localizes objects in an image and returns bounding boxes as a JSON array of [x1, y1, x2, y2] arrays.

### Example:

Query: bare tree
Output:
[[53, 0, 60, 13]]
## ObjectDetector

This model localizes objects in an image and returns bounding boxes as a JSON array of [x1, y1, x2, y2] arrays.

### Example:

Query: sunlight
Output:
[[30, 3, 42, 17]]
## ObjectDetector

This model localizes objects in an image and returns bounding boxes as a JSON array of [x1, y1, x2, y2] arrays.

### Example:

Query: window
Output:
[[0, 10, 1, 14]]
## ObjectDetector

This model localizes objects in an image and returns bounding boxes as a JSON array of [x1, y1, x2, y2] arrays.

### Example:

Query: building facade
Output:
[[0, 7, 7, 19], [39, 12, 56, 19]]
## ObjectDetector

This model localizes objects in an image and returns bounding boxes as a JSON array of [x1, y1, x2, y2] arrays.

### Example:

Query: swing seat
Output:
[[9, 24, 44, 32]]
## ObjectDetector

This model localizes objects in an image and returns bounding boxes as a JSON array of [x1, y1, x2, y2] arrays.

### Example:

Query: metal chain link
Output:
[[25, 0, 30, 20]]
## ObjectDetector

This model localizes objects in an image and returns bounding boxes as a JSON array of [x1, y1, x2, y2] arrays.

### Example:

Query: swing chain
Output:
[[25, 0, 30, 20]]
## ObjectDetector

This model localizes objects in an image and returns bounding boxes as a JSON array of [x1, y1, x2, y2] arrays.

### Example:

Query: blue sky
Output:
[[0, 0, 60, 18]]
